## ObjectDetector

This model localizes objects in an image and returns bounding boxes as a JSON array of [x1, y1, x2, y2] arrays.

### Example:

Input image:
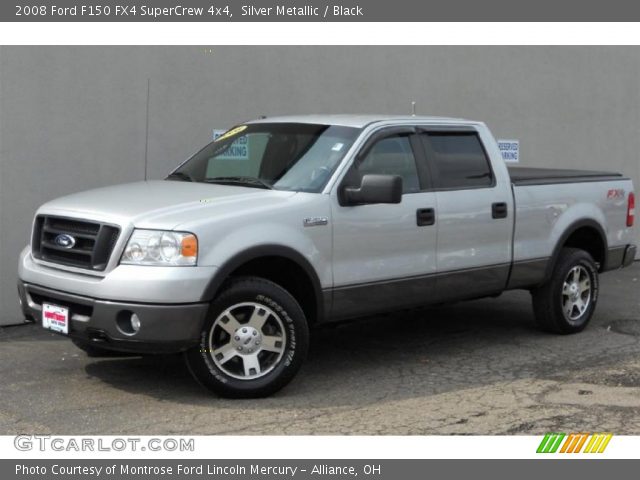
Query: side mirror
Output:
[[341, 174, 403, 206]]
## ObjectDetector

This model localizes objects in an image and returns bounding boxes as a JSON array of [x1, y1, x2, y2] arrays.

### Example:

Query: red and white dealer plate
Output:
[[42, 303, 69, 335]]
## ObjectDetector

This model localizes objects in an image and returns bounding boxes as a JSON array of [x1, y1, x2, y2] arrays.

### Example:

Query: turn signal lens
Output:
[[628, 192, 635, 227], [181, 234, 198, 258]]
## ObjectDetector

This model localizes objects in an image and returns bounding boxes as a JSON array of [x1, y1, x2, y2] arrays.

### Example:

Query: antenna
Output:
[[144, 78, 150, 180], [411, 101, 417, 116]]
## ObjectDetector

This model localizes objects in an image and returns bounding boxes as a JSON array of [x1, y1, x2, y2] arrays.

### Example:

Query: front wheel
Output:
[[185, 277, 309, 398], [532, 247, 599, 334]]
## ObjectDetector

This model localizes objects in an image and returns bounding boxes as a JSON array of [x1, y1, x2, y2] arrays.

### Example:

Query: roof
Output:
[[246, 114, 478, 129]]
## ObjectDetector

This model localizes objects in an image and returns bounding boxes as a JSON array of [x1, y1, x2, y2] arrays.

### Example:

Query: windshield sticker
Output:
[[331, 142, 344, 152], [215, 125, 247, 143]]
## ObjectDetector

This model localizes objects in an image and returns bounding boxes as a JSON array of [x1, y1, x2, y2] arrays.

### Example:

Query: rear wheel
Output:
[[532, 247, 599, 334], [185, 277, 309, 398]]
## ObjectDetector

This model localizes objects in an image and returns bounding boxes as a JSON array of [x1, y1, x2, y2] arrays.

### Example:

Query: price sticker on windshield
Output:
[[214, 125, 247, 142]]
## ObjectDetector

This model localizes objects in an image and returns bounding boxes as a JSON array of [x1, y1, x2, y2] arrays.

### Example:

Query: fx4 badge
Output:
[[607, 188, 625, 200]]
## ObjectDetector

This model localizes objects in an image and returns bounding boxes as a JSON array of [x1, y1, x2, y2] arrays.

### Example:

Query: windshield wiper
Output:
[[205, 176, 273, 190], [166, 171, 193, 182]]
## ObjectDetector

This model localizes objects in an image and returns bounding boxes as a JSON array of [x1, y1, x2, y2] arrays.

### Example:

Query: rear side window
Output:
[[421, 133, 493, 189]]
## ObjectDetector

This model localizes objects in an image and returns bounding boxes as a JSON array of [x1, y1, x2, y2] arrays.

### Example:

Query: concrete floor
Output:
[[1, 264, 639, 435]]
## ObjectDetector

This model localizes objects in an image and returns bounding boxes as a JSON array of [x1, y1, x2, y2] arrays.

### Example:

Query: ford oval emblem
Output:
[[54, 234, 76, 249]]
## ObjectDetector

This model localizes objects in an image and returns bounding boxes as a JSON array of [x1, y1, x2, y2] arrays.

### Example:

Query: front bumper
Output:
[[18, 281, 209, 354]]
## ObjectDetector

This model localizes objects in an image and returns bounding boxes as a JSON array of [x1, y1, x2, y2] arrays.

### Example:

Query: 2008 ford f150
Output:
[[18, 115, 637, 397]]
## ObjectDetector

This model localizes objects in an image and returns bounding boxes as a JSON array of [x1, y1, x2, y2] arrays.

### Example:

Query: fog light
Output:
[[131, 313, 141, 333], [116, 310, 141, 336]]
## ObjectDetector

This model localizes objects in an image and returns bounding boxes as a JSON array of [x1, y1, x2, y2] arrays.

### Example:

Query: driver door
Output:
[[329, 128, 438, 320]]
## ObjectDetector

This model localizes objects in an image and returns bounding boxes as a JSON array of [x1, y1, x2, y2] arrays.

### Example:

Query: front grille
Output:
[[32, 216, 120, 271]]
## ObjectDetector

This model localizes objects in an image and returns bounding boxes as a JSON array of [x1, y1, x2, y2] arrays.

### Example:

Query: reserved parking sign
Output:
[[212, 129, 249, 160], [497, 139, 519, 163]]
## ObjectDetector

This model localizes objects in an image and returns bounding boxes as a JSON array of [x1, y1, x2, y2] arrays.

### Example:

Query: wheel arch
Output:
[[201, 245, 324, 325], [545, 218, 608, 282]]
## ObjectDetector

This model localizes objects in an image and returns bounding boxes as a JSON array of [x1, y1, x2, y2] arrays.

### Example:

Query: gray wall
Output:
[[1, 46, 639, 325]]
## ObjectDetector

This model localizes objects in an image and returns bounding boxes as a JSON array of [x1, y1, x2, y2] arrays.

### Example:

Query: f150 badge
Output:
[[303, 217, 329, 227]]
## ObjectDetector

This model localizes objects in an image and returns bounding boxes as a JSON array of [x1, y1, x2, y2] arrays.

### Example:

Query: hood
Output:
[[37, 180, 297, 229]]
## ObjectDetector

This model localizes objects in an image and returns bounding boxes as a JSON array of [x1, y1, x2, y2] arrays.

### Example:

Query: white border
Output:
[[2, 20, 639, 463], [1, 22, 640, 45], [1, 435, 638, 460]]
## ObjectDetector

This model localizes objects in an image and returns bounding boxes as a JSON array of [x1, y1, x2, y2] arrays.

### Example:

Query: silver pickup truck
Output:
[[18, 115, 636, 397]]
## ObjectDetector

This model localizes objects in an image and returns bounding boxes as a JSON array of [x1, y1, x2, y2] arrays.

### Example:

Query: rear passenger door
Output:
[[418, 129, 512, 301]]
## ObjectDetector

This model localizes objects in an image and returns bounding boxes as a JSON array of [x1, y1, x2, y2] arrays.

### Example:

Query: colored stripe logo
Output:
[[537, 433, 613, 453]]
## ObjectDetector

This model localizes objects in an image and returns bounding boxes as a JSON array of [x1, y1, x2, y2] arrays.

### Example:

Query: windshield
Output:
[[169, 123, 361, 192]]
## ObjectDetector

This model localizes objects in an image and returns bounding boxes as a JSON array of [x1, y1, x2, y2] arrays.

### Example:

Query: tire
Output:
[[184, 277, 309, 398], [71, 339, 134, 357], [532, 247, 599, 334]]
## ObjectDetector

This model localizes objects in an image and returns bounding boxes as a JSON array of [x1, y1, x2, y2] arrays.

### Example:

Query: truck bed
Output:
[[508, 166, 626, 186]]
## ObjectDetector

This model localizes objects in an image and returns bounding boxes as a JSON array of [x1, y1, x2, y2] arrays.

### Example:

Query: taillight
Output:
[[628, 192, 635, 227]]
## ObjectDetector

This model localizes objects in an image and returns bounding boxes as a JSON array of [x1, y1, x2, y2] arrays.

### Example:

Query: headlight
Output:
[[121, 230, 197, 266]]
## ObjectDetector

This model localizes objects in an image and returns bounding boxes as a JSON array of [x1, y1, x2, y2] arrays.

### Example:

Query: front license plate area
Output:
[[42, 303, 69, 335]]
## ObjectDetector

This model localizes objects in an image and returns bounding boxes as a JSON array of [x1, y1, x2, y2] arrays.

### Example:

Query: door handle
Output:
[[492, 202, 508, 219], [417, 208, 435, 226]]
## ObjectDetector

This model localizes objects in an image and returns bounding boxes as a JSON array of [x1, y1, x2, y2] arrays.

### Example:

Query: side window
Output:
[[422, 133, 493, 189], [357, 135, 420, 194]]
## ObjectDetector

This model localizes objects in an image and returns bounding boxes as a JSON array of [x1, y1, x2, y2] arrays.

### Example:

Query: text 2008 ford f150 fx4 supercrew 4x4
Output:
[[18, 115, 637, 397]]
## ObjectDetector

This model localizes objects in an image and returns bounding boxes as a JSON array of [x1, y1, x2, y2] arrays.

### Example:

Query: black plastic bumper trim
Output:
[[18, 281, 209, 354]]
